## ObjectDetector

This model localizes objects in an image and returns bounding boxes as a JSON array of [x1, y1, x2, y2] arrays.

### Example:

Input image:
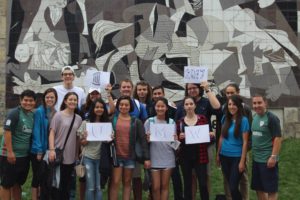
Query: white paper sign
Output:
[[85, 69, 111, 89], [86, 123, 112, 141], [184, 66, 208, 83], [185, 124, 210, 144], [150, 124, 175, 142]]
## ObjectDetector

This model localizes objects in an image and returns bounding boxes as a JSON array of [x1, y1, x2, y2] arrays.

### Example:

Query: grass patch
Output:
[[1, 136, 300, 199]]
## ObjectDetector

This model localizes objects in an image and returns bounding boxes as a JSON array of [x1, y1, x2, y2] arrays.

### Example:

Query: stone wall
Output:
[[283, 107, 300, 139], [269, 107, 300, 139], [0, 0, 7, 130]]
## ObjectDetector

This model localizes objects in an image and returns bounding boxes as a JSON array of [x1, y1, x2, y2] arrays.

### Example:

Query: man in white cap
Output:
[[53, 66, 86, 111]]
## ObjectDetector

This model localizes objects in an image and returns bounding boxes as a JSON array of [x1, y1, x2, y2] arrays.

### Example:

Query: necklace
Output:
[[184, 114, 197, 126]]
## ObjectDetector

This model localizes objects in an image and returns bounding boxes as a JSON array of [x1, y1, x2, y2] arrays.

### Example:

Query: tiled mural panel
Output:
[[6, 0, 300, 107]]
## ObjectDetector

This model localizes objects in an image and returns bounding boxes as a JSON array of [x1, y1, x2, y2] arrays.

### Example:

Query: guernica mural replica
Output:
[[6, 0, 300, 108]]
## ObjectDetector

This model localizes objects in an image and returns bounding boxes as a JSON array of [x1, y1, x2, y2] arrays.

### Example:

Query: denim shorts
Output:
[[117, 158, 135, 169]]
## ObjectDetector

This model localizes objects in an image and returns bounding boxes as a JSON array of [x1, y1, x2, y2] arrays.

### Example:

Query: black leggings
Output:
[[30, 153, 43, 188], [181, 160, 209, 200]]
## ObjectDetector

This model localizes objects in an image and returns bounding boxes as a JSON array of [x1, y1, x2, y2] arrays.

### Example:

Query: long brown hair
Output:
[[221, 95, 244, 138], [60, 92, 80, 114], [133, 81, 152, 105], [42, 88, 58, 108]]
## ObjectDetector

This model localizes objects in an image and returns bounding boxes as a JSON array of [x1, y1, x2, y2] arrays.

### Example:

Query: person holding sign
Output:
[[176, 82, 220, 199], [78, 98, 111, 200], [80, 85, 115, 120], [177, 96, 214, 200], [109, 96, 150, 200], [216, 95, 249, 200], [144, 97, 177, 200], [150, 85, 183, 200]]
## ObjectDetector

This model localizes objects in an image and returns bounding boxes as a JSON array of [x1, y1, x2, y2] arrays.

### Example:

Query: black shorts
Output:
[[251, 161, 278, 193], [0, 156, 30, 188]]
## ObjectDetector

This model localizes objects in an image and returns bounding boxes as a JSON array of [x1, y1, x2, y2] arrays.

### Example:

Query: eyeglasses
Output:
[[62, 73, 74, 77]]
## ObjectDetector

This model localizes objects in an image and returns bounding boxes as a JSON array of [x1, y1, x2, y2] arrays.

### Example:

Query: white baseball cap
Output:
[[61, 66, 75, 74], [88, 88, 101, 94]]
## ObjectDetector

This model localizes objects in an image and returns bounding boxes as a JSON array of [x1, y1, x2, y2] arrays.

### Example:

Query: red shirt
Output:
[[115, 118, 131, 159]]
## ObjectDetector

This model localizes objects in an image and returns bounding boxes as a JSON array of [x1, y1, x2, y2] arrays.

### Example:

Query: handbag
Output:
[[75, 148, 86, 177], [54, 148, 64, 164], [54, 114, 76, 165]]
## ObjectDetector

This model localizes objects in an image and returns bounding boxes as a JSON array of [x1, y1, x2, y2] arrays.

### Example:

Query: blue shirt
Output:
[[220, 116, 249, 157], [116, 99, 148, 121], [31, 106, 51, 154]]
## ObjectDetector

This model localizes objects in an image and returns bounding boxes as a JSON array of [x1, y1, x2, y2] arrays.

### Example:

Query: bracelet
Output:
[[49, 149, 55, 151]]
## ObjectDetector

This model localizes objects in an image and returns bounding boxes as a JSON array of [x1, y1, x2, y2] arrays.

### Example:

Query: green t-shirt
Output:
[[0, 107, 34, 157], [251, 111, 281, 163]]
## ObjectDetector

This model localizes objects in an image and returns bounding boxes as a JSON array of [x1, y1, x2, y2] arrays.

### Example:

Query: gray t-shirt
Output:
[[77, 121, 102, 160], [50, 111, 82, 164], [144, 117, 176, 168]]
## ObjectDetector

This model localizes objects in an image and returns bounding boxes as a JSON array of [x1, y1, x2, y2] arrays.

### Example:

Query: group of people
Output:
[[0, 65, 282, 200]]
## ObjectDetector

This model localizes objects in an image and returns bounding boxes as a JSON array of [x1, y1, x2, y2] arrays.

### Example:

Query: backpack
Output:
[[133, 99, 141, 112]]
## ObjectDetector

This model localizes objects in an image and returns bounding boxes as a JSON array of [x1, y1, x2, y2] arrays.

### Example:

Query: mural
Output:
[[6, 0, 300, 108]]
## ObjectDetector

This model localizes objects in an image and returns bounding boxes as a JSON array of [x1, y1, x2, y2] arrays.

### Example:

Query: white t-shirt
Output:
[[53, 85, 86, 111]]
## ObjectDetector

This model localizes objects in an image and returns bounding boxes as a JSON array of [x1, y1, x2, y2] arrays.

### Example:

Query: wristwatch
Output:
[[270, 154, 279, 161]]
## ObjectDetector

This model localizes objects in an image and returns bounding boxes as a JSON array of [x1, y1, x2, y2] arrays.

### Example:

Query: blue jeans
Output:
[[83, 157, 102, 200], [220, 155, 242, 200]]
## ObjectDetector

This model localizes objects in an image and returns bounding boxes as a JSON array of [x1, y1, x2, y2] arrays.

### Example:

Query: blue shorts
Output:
[[117, 158, 135, 169], [251, 161, 278, 193]]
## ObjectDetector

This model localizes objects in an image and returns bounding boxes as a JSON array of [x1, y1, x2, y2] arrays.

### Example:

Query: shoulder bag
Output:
[[55, 114, 76, 165]]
